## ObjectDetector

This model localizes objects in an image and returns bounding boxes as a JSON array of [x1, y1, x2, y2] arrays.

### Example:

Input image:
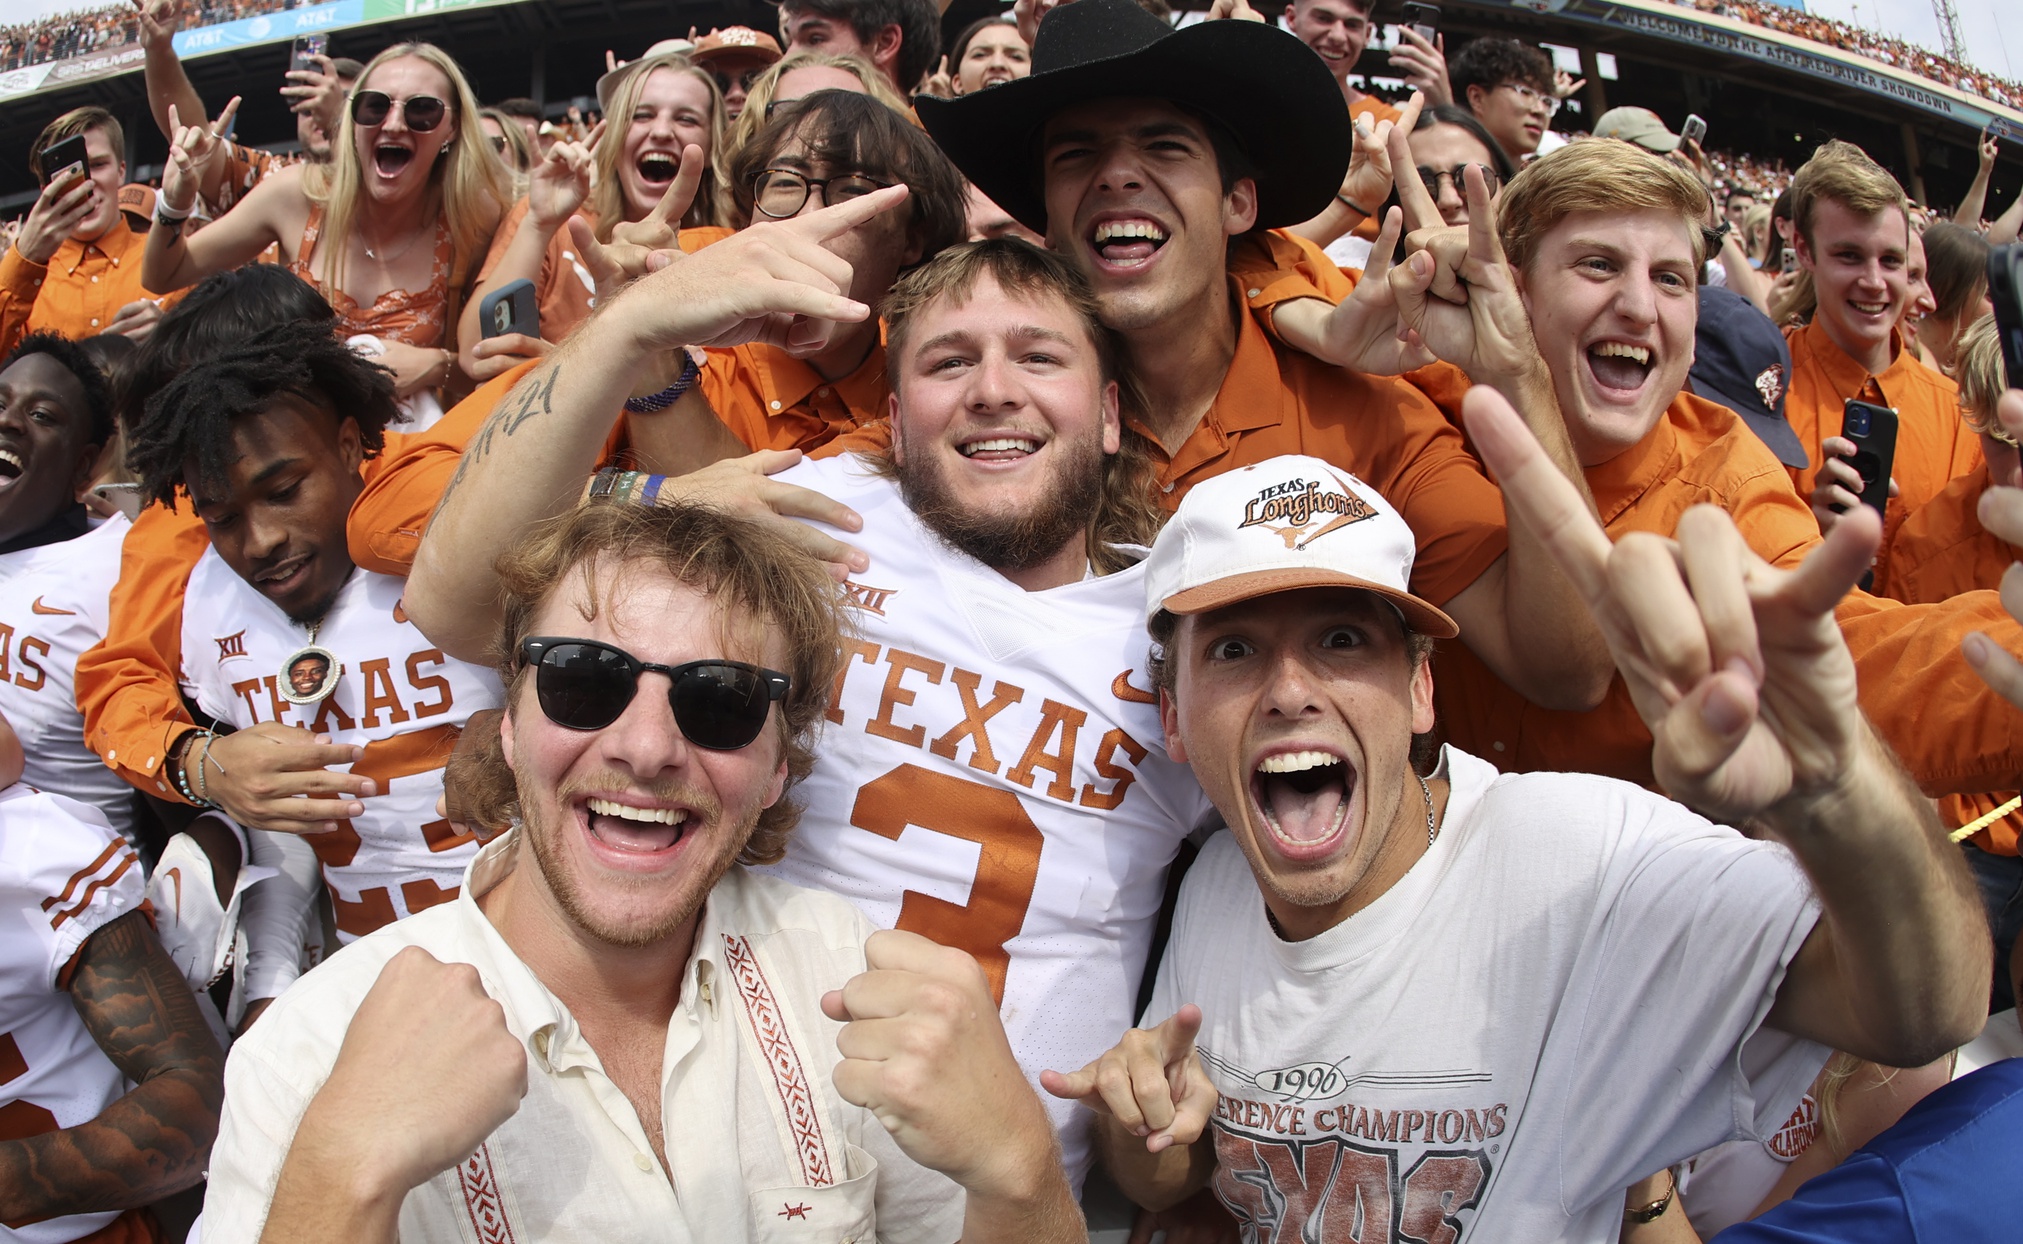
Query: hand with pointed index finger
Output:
[[1040, 1006, 1218, 1155], [1463, 384, 1876, 822], [1387, 117, 1443, 236], [1283, 207, 1432, 374], [528, 122, 601, 228]]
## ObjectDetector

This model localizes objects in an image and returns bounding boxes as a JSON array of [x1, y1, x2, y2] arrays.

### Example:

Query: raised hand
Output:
[[1013, 0, 1062, 45], [1204, 0, 1266, 20], [197, 721, 371, 835], [281, 53, 347, 140], [1463, 384, 1876, 822], [1388, 30, 1451, 106], [163, 97, 238, 214], [528, 120, 602, 228], [1979, 128, 2000, 172], [1274, 207, 1433, 375], [1387, 163, 1539, 388], [133, 0, 182, 46], [1040, 1005, 1218, 1155], [1554, 67, 1586, 100], [1339, 90, 1423, 221], [290, 948, 527, 1200], [105, 297, 163, 344], [824, 930, 1056, 1200], [15, 164, 95, 265], [921, 55, 954, 99], [567, 140, 703, 303]]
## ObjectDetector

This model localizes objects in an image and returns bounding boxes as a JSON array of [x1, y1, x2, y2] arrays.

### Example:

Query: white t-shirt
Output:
[[760, 454, 1218, 1185], [1148, 747, 1827, 1242], [203, 833, 964, 1244], [0, 514, 136, 844], [0, 782, 148, 1244], [178, 552, 502, 941]]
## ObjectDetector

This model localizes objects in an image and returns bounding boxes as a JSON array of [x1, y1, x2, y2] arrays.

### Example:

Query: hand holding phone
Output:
[[479, 279, 540, 341], [291, 33, 329, 74], [38, 133, 88, 185], [1401, 1, 1441, 42]]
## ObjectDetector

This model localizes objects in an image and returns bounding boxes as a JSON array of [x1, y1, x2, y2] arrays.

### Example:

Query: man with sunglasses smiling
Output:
[[205, 500, 1083, 1242]]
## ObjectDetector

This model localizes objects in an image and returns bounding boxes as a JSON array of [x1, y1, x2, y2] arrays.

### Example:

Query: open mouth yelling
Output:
[[637, 151, 679, 186], [1090, 217, 1168, 269], [1250, 748, 1357, 861], [373, 143, 415, 177], [581, 795, 693, 861], [0, 447, 21, 490], [1585, 340, 1654, 399]]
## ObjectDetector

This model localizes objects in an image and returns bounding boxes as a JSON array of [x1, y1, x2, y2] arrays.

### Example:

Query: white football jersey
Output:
[[761, 456, 1218, 1183], [0, 515, 136, 845], [178, 552, 503, 942], [0, 782, 146, 1244]]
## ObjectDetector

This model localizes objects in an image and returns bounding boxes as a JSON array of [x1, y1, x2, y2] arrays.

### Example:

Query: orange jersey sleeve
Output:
[[75, 503, 209, 801], [0, 218, 181, 354]]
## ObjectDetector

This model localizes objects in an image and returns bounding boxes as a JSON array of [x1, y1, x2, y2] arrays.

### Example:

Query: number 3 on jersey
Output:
[[850, 764, 1043, 1005]]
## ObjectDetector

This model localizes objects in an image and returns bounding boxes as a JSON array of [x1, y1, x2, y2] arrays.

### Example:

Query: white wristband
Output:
[[154, 196, 195, 223]]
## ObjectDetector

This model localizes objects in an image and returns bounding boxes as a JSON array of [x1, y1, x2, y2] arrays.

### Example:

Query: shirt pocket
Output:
[[747, 1145, 879, 1244]]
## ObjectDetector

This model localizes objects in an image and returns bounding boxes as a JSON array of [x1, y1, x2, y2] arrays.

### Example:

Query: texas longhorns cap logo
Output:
[[1237, 473, 1378, 551], [1754, 362, 1786, 413]]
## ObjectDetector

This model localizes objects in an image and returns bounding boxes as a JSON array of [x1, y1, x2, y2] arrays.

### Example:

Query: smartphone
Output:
[[1990, 243, 2023, 391], [1400, 1, 1440, 42], [1781, 245, 1802, 274], [1680, 114, 1707, 148], [291, 33, 328, 73], [38, 133, 88, 185], [1841, 399, 1899, 518], [480, 279, 540, 341]]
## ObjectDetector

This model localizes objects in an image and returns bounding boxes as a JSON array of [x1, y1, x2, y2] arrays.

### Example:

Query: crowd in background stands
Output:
[[1680, 0, 2023, 107], [2, 0, 280, 72]]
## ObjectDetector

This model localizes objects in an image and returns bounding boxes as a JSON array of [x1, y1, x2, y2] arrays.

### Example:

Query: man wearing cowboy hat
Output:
[[1044, 410, 1986, 1236], [917, 0, 1612, 717]]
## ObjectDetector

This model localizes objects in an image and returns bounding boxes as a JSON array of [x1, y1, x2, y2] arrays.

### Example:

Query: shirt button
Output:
[[146, 755, 156, 767], [90, 274, 99, 283], [768, 400, 782, 411], [90, 318, 99, 326], [1247, 287, 1262, 298], [1162, 482, 1175, 493], [817, 386, 830, 397], [155, 781, 167, 793], [1492, 741, 1506, 752], [108, 749, 117, 762], [632, 1152, 654, 1172]]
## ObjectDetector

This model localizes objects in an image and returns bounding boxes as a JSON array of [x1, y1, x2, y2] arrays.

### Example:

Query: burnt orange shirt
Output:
[[78, 429, 442, 800], [1874, 460, 2021, 854], [697, 339, 889, 453], [475, 199, 600, 347], [1434, 391, 2023, 801], [1782, 320, 1982, 579], [0, 214, 167, 354]]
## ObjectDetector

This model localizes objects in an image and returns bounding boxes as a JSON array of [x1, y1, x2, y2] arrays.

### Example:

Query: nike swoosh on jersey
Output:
[[30, 597, 76, 616], [1112, 670, 1158, 704]]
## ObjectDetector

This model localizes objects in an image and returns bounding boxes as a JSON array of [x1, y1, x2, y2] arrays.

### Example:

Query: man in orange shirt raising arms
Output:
[[0, 109, 166, 355], [919, 0, 1611, 714], [1401, 141, 2023, 851], [1787, 141, 1981, 581]]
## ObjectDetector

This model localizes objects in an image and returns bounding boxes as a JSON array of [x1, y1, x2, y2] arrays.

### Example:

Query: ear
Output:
[[336, 415, 365, 474], [1099, 378, 1121, 455], [1223, 177, 1259, 238], [1159, 687, 1188, 765], [499, 695, 519, 774], [886, 389, 905, 465], [69, 437, 108, 501], [1283, 4, 1297, 23], [1408, 650, 1435, 736], [1794, 230, 1814, 270], [1465, 83, 1488, 112], [871, 24, 904, 72]]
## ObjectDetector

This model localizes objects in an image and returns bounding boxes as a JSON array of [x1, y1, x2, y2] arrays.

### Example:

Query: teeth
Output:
[[1257, 750, 1340, 774], [1093, 220, 1166, 243], [587, 797, 686, 825], [1852, 302, 1888, 314], [0, 448, 21, 473], [960, 438, 1038, 456], [639, 153, 678, 177], [1592, 342, 1651, 365]]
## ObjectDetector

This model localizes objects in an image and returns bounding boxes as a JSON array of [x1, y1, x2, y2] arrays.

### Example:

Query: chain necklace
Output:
[[360, 221, 428, 265], [279, 615, 339, 706], [1418, 772, 1438, 848]]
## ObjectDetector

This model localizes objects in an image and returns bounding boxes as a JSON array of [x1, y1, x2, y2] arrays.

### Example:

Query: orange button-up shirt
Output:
[[1782, 320, 1982, 580], [1874, 460, 2021, 854], [0, 214, 164, 354], [1434, 391, 2023, 801], [697, 339, 890, 453]]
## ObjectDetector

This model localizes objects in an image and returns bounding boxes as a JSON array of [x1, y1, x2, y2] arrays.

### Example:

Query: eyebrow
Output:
[[1043, 120, 1204, 150], [912, 325, 1078, 355], [1565, 237, 1694, 268], [248, 456, 307, 488]]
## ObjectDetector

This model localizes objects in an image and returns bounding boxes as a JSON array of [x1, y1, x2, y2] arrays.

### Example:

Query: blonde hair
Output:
[[1789, 139, 1909, 249], [1770, 267, 1817, 328], [587, 53, 727, 235], [715, 50, 914, 225], [1496, 138, 1711, 273], [480, 105, 535, 175], [306, 43, 509, 299], [1957, 316, 2011, 443]]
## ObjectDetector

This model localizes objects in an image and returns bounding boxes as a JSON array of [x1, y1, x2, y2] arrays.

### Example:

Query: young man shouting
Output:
[[1048, 433, 1985, 1238], [205, 501, 1081, 1242]]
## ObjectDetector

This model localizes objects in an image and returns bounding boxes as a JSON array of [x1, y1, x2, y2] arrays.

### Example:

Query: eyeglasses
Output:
[[1494, 81, 1552, 110], [712, 68, 763, 96], [520, 637, 790, 748], [751, 167, 893, 219], [350, 90, 449, 132], [1417, 164, 1502, 197]]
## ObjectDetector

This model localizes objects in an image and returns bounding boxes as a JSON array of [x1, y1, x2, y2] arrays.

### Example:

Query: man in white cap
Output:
[[1044, 404, 1988, 1237]]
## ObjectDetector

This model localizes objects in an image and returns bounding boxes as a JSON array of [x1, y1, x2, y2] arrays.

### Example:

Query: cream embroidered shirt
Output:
[[201, 829, 966, 1243]]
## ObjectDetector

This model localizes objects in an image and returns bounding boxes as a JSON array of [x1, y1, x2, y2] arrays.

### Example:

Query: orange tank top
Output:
[[288, 203, 453, 348]]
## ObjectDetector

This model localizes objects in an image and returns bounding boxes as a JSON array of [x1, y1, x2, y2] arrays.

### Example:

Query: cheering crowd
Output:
[[1699, 0, 2023, 108], [4, 0, 2023, 1239]]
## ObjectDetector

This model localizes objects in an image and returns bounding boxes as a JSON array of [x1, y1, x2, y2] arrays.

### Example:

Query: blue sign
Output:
[[170, 0, 365, 59]]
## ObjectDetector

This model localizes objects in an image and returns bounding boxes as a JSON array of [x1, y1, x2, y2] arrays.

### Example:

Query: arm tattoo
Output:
[[0, 910, 225, 1223], [438, 361, 563, 511]]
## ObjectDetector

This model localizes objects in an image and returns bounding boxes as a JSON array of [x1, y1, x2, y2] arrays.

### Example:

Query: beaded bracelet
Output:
[[623, 352, 703, 413], [170, 728, 220, 809]]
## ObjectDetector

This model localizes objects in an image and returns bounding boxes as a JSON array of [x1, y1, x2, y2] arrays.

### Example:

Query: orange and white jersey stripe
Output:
[[0, 782, 146, 1244]]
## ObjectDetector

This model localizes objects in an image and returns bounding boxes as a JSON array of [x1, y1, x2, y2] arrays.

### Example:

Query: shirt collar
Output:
[[754, 339, 889, 422], [1792, 319, 1912, 405], [1582, 395, 1687, 527]]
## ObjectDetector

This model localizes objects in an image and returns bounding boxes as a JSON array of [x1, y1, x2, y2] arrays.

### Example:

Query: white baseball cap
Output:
[[1143, 455, 1458, 638]]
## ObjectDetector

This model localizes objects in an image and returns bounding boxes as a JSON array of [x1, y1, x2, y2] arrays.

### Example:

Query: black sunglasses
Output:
[[520, 637, 790, 748], [351, 89, 449, 133]]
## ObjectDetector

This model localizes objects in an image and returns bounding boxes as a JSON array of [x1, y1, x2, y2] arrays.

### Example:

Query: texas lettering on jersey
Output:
[[1204, 1046, 1506, 1244]]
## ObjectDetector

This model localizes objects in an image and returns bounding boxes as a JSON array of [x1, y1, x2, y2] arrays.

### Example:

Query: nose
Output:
[[245, 507, 290, 561], [600, 670, 692, 782], [965, 349, 1021, 412], [1435, 177, 1464, 220], [1094, 139, 1145, 196], [1260, 647, 1325, 721], [1612, 266, 1661, 327]]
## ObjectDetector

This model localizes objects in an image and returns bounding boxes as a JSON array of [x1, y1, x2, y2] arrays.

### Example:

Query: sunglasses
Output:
[[350, 89, 449, 132], [520, 637, 790, 748]]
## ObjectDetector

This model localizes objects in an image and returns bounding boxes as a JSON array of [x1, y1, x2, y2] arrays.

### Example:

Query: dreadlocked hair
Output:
[[6, 332, 114, 447], [128, 321, 399, 511]]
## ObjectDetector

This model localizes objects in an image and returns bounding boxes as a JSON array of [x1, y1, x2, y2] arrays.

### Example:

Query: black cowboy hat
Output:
[[916, 0, 1352, 235]]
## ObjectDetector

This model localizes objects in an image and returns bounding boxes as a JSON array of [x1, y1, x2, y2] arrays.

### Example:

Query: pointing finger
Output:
[[1389, 122, 1441, 234], [1462, 385, 1615, 603], [213, 94, 241, 138], [1772, 501, 1878, 620], [793, 182, 911, 242], [645, 143, 704, 226], [1361, 206, 1405, 285]]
